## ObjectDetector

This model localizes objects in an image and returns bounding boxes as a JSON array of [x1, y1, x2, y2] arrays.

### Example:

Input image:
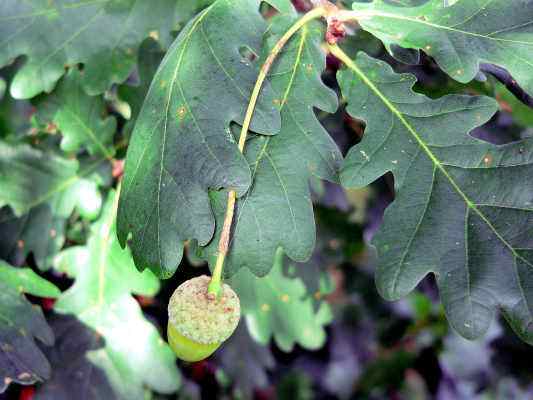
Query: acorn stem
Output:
[[208, 252, 225, 297], [208, 5, 328, 298]]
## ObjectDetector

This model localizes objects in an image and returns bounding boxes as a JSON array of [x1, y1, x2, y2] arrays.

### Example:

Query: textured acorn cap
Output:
[[168, 275, 240, 344]]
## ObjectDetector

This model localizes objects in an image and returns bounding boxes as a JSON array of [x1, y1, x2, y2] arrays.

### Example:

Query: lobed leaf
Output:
[[47, 191, 180, 399], [34, 68, 116, 158], [0, 0, 203, 98], [0, 142, 107, 269], [118, 39, 166, 135], [117, 0, 282, 278], [34, 314, 117, 400], [0, 262, 60, 298], [351, 0, 533, 94], [201, 11, 341, 277], [338, 51, 533, 342], [0, 67, 32, 139], [229, 248, 333, 351], [0, 261, 60, 393]]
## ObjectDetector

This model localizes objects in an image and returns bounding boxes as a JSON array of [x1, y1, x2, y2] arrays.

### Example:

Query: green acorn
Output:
[[167, 275, 240, 362]]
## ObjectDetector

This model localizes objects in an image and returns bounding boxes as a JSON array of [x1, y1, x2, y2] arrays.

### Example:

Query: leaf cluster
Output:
[[1, 0, 533, 397]]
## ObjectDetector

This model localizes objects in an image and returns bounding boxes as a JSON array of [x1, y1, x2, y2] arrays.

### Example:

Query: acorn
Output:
[[167, 275, 240, 362]]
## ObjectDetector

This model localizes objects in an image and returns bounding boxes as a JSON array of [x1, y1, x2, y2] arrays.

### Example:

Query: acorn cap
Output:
[[168, 275, 240, 344]]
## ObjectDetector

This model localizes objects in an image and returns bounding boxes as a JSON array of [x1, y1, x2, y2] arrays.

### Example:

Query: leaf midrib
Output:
[[232, 24, 309, 245], [7, 157, 106, 217], [337, 50, 533, 271], [61, 105, 113, 158]]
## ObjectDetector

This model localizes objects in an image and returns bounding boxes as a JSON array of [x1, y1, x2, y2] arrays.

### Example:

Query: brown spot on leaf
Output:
[[177, 106, 187, 120]]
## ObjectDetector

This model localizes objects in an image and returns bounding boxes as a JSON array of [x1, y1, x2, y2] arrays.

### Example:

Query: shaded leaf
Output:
[[34, 314, 120, 400], [118, 38, 166, 135], [34, 68, 116, 158], [117, 0, 282, 278], [351, 0, 533, 94], [276, 371, 314, 400], [437, 322, 501, 399], [0, 66, 33, 138], [0, 261, 60, 393], [216, 323, 275, 398], [229, 248, 333, 351], [0, 205, 65, 268], [338, 51, 533, 342], [52, 191, 180, 399], [390, 45, 420, 65], [0, 0, 187, 98], [0, 142, 107, 269], [200, 12, 341, 277]]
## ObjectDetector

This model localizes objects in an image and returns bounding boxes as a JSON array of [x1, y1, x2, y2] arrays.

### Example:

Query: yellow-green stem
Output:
[[207, 6, 328, 297]]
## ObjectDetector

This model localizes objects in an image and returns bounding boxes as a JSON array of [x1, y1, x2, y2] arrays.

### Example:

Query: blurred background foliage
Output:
[[1, 0, 533, 399]]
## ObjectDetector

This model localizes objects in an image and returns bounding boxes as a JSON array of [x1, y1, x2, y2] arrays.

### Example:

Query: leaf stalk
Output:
[[207, 5, 329, 297]]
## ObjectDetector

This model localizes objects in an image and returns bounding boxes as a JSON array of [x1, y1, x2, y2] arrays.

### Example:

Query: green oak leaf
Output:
[[351, 0, 533, 94], [51, 190, 180, 399], [200, 12, 341, 276], [0, 142, 107, 269], [34, 68, 116, 158], [0, 0, 189, 99], [229, 248, 333, 351], [118, 38, 166, 136], [173, 1, 218, 37], [117, 0, 282, 278], [338, 51, 533, 342], [0, 262, 61, 297], [0, 260, 60, 393]]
